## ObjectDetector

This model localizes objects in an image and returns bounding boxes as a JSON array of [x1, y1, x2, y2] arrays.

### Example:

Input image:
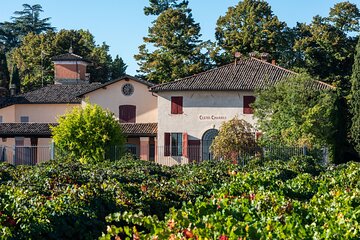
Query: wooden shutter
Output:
[[188, 140, 200, 163], [119, 105, 136, 123], [243, 96, 256, 114], [182, 132, 188, 158], [164, 132, 171, 156], [171, 96, 183, 114]]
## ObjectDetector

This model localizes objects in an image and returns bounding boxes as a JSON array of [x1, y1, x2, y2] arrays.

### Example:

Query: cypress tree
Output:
[[350, 37, 360, 153]]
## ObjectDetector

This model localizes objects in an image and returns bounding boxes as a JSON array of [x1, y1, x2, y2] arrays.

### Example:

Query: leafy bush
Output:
[[51, 103, 125, 163]]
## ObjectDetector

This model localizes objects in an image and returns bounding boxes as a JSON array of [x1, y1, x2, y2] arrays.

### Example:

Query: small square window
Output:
[[0, 116, 2, 123], [20, 116, 29, 123]]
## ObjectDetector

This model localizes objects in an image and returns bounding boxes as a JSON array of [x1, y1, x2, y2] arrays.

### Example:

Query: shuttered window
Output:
[[119, 105, 136, 123], [164, 133, 171, 156], [243, 96, 256, 114], [171, 96, 183, 114]]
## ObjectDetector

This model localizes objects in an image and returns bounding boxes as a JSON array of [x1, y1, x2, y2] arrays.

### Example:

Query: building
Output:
[[150, 58, 332, 166], [0, 53, 333, 166], [0, 52, 157, 164]]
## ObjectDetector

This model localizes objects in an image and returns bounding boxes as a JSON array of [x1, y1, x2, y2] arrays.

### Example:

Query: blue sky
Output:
[[0, 0, 356, 75]]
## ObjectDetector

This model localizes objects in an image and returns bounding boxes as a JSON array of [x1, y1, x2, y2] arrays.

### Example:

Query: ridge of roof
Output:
[[51, 53, 92, 63], [77, 74, 156, 97]]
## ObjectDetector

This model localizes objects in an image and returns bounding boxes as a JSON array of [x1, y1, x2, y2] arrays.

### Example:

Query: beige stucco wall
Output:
[[0, 105, 16, 123], [15, 104, 78, 122], [156, 90, 257, 165], [82, 79, 157, 123]]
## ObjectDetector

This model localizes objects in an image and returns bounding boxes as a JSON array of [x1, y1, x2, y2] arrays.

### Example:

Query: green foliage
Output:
[[135, 7, 210, 83], [110, 55, 127, 80], [329, 1, 360, 33], [253, 74, 337, 149], [211, 116, 257, 161], [9, 29, 123, 91], [0, 157, 239, 239], [0, 4, 54, 51], [350, 37, 360, 154], [51, 103, 125, 164], [214, 0, 287, 65], [144, 0, 189, 16], [0, 49, 10, 88], [102, 159, 360, 239]]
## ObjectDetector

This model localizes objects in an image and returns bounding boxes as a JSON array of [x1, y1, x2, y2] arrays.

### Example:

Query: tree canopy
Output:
[[350, 37, 360, 154], [9, 29, 125, 91], [135, 2, 210, 83], [0, 4, 54, 51], [51, 103, 125, 164], [253, 74, 336, 149], [213, 0, 287, 65]]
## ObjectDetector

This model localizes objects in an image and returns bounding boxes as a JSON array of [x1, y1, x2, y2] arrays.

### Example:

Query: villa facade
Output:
[[0, 52, 332, 166]]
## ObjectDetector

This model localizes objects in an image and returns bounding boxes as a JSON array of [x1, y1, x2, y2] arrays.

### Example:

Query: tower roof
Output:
[[51, 52, 92, 64]]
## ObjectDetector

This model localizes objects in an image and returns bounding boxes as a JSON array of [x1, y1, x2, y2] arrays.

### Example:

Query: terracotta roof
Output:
[[120, 123, 157, 137], [51, 53, 92, 63], [150, 57, 333, 92], [0, 123, 158, 137], [0, 83, 101, 109], [78, 75, 156, 97]]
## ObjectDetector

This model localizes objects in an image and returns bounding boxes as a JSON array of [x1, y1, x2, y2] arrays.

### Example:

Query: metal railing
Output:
[[0, 145, 53, 166]]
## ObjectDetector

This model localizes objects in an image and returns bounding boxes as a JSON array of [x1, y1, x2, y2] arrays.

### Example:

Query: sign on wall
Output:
[[198, 115, 227, 121]]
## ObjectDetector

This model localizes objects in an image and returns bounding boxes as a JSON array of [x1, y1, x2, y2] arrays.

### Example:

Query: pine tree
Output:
[[0, 47, 10, 88], [350, 37, 360, 153], [135, 5, 210, 83], [10, 64, 20, 94], [110, 55, 127, 80]]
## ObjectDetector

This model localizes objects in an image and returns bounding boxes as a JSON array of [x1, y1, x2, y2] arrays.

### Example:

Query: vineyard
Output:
[[0, 156, 359, 239]]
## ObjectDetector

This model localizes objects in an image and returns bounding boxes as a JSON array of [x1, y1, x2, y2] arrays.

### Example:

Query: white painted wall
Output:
[[82, 79, 157, 123], [156, 91, 257, 165]]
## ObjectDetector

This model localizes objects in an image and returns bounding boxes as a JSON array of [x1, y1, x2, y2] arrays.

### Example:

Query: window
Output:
[[122, 83, 134, 96], [171, 96, 183, 114], [164, 132, 183, 156], [0, 116, 2, 123], [243, 96, 256, 114], [20, 116, 29, 123], [119, 105, 136, 123]]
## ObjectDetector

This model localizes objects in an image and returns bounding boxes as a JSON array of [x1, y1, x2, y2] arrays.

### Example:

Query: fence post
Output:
[[50, 141, 55, 160], [303, 145, 307, 156], [12, 145, 16, 165]]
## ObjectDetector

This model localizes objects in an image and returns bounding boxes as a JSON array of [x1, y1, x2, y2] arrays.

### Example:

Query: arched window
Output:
[[202, 129, 219, 161]]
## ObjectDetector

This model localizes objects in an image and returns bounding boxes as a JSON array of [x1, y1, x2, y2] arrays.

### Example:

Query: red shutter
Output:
[[243, 96, 256, 114], [171, 97, 183, 114], [177, 97, 183, 114], [164, 133, 171, 156], [119, 105, 136, 123], [182, 132, 188, 158]]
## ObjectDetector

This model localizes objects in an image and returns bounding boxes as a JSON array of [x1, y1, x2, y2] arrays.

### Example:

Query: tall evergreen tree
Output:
[[0, 4, 54, 51], [10, 64, 20, 94], [144, 0, 189, 15], [110, 55, 127, 80], [350, 37, 360, 154], [135, 4, 210, 83], [0, 47, 10, 89], [214, 0, 287, 65]]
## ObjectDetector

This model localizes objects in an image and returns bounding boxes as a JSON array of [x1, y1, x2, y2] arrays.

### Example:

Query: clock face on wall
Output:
[[122, 83, 134, 96]]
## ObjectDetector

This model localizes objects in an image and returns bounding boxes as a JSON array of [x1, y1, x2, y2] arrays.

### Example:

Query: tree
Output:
[[144, 0, 189, 15], [110, 55, 127, 80], [213, 0, 287, 65], [253, 74, 336, 149], [10, 64, 20, 94], [210, 116, 257, 161], [0, 47, 9, 89], [135, 7, 210, 83], [51, 103, 125, 164], [0, 4, 54, 50], [329, 1, 360, 33], [350, 37, 360, 154], [9, 29, 122, 91]]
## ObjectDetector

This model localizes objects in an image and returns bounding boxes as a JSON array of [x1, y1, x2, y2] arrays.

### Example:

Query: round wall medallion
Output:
[[122, 83, 134, 96]]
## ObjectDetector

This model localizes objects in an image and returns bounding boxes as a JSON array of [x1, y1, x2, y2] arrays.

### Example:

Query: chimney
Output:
[[249, 52, 257, 58], [260, 53, 270, 62], [271, 59, 276, 65], [9, 84, 16, 96], [234, 52, 241, 65]]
